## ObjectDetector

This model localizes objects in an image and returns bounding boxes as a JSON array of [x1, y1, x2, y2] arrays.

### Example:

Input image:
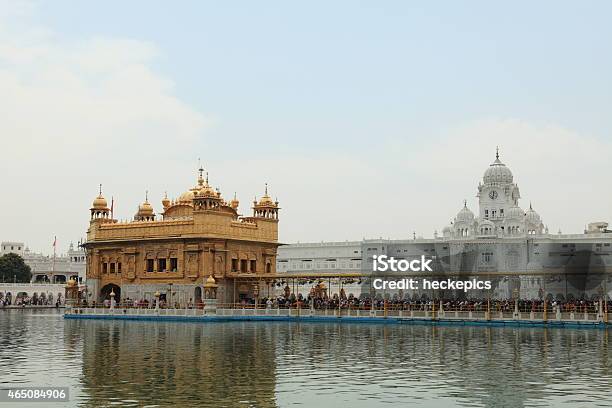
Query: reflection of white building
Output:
[[278, 150, 612, 300], [1, 241, 86, 283]]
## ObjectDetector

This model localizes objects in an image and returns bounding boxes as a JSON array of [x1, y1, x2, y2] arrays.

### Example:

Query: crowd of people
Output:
[[77, 290, 610, 314], [246, 294, 609, 314], [0, 293, 63, 307]]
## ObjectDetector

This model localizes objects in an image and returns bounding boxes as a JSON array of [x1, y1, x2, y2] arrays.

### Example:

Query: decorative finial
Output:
[[145, 190, 149, 202], [164, 191, 168, 199], [529, 202, 532, 210], [99, 184, 102, 196], [234, 192, 237, 200], [464, 199, 467, 208], [197, 158, 205, 181], [265, 183, 268, 195], [206, 171, 209, 184], [496, 146, 499, 160]]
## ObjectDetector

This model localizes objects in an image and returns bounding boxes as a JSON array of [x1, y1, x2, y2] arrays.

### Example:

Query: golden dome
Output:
[[162, 192, 171, 208], [136, 192, 154, 216], [178, 189, 196, 204], [91, 184, 109, 209], [66, 278, 77, 287], [176, 168, 219, 203], [258, 195, 275, 206], [256, 184, 277, 207], [138, 201, 154, 216], [92, 195, 108, 209], [204, 275, 218, 288]]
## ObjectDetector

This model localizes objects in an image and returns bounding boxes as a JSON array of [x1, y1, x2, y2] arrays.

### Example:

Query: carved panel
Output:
[[127, 255, 136, 280], [186, 252, 199, 279]]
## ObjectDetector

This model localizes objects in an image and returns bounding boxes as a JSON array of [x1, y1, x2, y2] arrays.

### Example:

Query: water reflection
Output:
[[1, 310, 612, 407], [70, 319, 278, 407]]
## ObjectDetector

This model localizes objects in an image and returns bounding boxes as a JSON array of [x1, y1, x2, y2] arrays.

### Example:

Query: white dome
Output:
[[456, 202, 475, 223], [483, 151, 513, 184], [506, 205, 524, 220], [525, 204, 541, 224]]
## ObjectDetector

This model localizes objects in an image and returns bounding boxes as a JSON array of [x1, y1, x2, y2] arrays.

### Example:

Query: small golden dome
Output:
[[204, 275, 218, 288], [256, 184, 276, 207], [136, 192, 154, 217], [66, 278, 77, 287], [258, 195, 274, 206], [138, 201, 154, 215], [162, 192, 171, 208], [91, 185, 109, 209], [92, 195, 108, 209]]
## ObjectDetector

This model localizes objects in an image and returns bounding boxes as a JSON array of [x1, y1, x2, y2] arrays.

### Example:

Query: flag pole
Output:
[[51, 236, 57, 284]]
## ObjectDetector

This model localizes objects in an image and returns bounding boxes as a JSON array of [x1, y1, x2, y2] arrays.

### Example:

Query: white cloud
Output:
[[0, 4, 208, 252]]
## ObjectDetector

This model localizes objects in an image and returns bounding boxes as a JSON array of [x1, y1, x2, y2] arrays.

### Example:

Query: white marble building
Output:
[[277, 150, 612, 300], [442, 148, 545, 239], [1, 241, 86, 284]]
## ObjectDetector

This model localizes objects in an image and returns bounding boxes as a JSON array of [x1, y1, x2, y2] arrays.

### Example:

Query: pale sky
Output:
[[1, 0, 611, 254]]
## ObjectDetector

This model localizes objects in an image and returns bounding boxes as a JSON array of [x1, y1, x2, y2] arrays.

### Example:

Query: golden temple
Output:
[[83, 167, 280, 305]]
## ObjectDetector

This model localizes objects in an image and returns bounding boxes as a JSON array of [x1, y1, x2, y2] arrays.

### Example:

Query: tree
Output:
[[0, 253, 32, 283]]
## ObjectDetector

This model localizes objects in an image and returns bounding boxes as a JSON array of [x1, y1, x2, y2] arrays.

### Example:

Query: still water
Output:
[[1, 310, 612, 407]]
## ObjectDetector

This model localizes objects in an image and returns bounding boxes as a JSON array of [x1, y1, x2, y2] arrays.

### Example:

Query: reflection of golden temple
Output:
[[84, 167, 280, 304], [70, 319, 278, 407]]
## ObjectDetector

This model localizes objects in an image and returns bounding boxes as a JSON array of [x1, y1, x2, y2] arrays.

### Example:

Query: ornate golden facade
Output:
[[84, 168, 280, 304]]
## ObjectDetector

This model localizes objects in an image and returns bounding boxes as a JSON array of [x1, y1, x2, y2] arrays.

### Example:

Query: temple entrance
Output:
[[194, 287, 202, 304], [100, 284, 121, 302]]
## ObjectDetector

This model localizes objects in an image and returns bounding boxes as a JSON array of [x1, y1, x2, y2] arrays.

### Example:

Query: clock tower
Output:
[[476, 148, 521, 229]]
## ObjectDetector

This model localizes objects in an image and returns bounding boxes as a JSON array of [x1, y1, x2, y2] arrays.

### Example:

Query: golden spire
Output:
[[257, 183, 275, 206], [230, 192, 239, 210]]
